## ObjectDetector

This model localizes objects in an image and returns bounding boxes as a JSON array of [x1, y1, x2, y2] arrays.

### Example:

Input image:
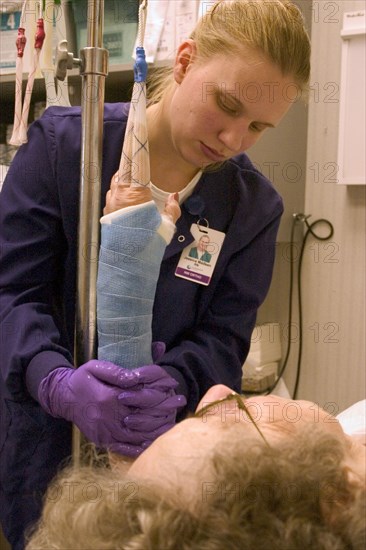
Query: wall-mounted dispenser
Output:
[[337, 10, 366, 185]]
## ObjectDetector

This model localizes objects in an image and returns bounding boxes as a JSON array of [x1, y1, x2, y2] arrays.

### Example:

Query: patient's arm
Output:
[[97, 175, 181, 369]]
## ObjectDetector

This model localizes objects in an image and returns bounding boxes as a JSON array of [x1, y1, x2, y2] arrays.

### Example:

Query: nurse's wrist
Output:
[[25, 350, 74, 402]]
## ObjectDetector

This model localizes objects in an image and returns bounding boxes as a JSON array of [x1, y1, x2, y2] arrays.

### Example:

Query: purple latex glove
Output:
[[38, 359, 186, 456], [151, 340, 166, 362]]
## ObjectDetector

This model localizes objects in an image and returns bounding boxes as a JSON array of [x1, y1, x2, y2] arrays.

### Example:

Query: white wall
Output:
[[259, 1, 365, 412], [297, 0, 366, 411]]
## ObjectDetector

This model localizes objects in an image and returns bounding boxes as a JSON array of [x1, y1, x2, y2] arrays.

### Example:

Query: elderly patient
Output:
[[26, 387, 365, 549], [26, 185, 365, 549]]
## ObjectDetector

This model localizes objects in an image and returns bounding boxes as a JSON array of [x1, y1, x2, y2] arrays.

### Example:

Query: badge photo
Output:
[[175, 222, 226, 286]]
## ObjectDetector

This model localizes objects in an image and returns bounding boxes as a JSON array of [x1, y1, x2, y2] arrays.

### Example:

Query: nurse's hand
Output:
[[37, 360, 186, 457]]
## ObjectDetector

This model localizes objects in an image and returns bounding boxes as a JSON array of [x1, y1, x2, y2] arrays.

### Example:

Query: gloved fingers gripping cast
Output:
[[38, 360, 186, 457]]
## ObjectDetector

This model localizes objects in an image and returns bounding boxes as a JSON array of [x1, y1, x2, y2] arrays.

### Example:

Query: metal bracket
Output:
[[55, 39, 81, 81]]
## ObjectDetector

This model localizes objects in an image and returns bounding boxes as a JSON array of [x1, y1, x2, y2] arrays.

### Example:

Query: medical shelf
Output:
[[0, 64, 134, 113], [0, 54, 173, 129]]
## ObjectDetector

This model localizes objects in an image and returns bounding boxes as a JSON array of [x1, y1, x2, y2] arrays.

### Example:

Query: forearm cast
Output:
[[97, 201, 174, 369]]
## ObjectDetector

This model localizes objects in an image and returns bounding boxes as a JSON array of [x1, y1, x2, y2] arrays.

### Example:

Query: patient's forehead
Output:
[[198, 387, 337, 422], [194, 389, 346, 444]]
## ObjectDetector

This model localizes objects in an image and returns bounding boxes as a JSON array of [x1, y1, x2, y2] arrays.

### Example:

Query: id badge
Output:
[[175, 222, 226, 286]]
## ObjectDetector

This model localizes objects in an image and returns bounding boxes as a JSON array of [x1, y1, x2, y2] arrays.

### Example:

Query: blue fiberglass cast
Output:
[[97, 202, 166, 369]]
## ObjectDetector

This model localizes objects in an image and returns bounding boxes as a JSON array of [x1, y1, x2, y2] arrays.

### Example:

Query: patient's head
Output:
[[128, 386, 366, 500], [26, 386, 366, 549]]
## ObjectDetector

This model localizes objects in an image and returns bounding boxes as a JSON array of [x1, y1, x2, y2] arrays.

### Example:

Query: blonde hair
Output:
[[26, 427, 365, 549], [148, 0, 311, 104]]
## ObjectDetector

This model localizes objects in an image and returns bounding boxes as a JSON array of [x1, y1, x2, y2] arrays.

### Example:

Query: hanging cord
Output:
[[137, 0, 148, 47], [9, 0, 28, 145], [117, 0, 149, 187], [292, 215, 334, 398], [10, 1, 46, 145], [42, 0, 56, 109], [265, 216, 298, 395], [18, 1, 45, 143], [263, 214, 334, 398]]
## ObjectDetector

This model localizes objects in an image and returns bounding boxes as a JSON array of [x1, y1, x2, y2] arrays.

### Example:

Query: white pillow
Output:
[[337, 400, 366, 445]]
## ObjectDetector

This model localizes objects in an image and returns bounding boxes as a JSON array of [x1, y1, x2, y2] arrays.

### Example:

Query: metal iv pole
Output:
[[74, 0, 109, 463], [56, 0, 109, 464]]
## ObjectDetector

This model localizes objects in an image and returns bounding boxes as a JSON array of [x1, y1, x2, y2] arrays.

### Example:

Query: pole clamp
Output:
[[55, 39, 81, 81]]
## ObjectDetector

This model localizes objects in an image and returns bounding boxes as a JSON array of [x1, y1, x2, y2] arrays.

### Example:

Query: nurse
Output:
[[0, 0, 311, 547]]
